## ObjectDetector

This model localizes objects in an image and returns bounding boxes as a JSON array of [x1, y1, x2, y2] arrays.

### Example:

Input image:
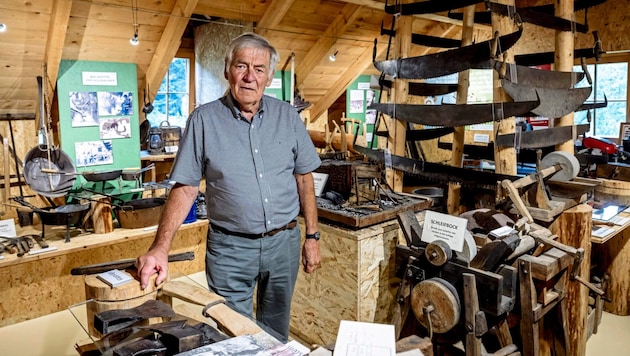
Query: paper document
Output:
[[333, 320, 395, 356]]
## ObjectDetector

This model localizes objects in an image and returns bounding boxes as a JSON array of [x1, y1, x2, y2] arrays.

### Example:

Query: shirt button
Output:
[[264, 198, 268, 203], [255, 149, 258, 153], [267, 220, 271, 224], [259, 173, 263, 178]]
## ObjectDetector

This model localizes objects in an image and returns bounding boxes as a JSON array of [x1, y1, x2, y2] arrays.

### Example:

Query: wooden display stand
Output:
[[0, 220, 207, 328], [592, 221, 630, 316], [291, 215, 408, 346]]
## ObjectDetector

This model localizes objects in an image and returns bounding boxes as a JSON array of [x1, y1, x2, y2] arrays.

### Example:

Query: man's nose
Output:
[[243, 68, 255, 81]]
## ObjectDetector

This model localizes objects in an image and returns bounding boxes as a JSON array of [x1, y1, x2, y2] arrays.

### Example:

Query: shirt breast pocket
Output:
[[263, 138, 295, 172]]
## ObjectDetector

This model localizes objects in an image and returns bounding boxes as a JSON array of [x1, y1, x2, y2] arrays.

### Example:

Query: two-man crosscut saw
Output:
[[368, 97, 539, 128], [355, 146, 519, 191], [495, 124, 592, 149], [373, 26, 522, 80]]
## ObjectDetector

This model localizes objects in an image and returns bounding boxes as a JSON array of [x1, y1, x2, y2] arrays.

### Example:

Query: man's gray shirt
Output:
[[169, 93, 321, 234]]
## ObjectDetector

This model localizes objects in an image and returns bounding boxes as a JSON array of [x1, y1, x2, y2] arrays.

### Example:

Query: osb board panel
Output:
[[598, 227, 630, 316], [0, 221, 207, 327], [290, 218, 402, 346]]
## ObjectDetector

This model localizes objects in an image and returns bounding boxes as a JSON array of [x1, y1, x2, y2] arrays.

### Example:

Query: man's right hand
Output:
[[135, 249, 169, 289]]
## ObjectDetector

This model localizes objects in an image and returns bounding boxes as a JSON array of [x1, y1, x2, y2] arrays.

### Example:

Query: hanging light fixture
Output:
[[129, 0, 139, 45], [329, 50, 338, 62], [0, 23, 7, 32]]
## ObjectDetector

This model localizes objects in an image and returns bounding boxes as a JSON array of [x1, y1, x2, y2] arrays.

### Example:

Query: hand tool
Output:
[[71, 251, 194, 275], [160, 281, 264, 338], [94, 299, 176, 334]]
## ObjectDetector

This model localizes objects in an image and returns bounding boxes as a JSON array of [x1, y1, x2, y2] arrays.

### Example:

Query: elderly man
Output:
[[136, 32, 321, 340]]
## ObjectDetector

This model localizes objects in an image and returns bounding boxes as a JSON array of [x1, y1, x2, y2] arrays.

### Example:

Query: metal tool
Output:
[[373, 26, 522, 80], [71, 251, 194, 275], [94, 299, 176, 334]]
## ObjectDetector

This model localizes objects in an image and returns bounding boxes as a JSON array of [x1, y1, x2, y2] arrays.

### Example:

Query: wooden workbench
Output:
[[590, 208, 630, 316], [0, 219, 208, 327]]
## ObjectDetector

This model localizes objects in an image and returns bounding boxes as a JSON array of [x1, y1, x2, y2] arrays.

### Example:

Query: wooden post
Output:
[[2, 138, 10, 216], [554, 0, 576, 153], [447, 4, 475, 215], [387, 15, 412, 192], [492, 0, 517, 176], [91, 196, 113, 234], [549, 204, 592, 356]]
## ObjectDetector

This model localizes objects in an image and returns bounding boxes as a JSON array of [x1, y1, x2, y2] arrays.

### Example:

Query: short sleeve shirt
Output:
[[169, 93, 321, 234]]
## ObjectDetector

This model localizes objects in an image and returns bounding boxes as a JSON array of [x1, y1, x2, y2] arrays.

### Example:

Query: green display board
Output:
[[345, 75, 379, 146], [56, 60, 141, 193]]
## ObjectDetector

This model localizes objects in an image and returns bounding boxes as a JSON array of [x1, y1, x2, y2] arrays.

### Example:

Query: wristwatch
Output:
[[305, 232, 320, 241]]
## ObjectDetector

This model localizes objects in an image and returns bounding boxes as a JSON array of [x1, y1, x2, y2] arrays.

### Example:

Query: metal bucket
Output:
[[114, 197, 165, 229]]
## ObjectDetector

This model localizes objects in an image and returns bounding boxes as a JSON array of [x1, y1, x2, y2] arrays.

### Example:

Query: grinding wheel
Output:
[[541, 151, 580, 181], [410, 278, 460, 334]]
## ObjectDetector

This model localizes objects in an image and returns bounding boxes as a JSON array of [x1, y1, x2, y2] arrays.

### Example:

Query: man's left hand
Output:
[[302, 239, 320, 273]]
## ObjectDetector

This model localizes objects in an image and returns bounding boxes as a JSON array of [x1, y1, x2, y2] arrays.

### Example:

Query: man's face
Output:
[[226, 47, 274, 108]]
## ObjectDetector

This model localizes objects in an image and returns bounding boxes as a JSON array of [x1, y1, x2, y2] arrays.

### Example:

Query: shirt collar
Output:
[[223, 91, 265, 121]]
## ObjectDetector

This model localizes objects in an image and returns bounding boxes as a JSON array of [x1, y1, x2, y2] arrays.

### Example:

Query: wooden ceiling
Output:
[[0, 0, 493, 123], [0, 0, 627, 123]]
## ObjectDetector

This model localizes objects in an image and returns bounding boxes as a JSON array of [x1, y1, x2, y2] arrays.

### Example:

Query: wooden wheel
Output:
[[410, 278, 460, 334]]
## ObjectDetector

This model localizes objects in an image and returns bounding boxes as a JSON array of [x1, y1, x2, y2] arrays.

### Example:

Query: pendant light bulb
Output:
[[130, 30, 139, 45], [329, 50, 338, 62], [0, 23, 6, 32]]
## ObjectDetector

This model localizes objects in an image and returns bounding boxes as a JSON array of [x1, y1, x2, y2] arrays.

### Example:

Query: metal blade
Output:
[[378, 78, 458, 96], [374, 27, 522, 79], [487, 2, 588, 33], [501, 79, 592, 118], [576, 95, 607, 112], [369, 99, 539, 127], [354, 146, 519, 190], [492, 60, 586, 89], [385, 0, 483, 15], [406, 127, 455, 141], [495, 124, 591, 149]]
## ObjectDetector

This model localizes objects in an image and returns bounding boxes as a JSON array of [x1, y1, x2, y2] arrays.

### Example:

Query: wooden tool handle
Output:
[[161, 281, 263, 337], [501, 179, 534, 223]]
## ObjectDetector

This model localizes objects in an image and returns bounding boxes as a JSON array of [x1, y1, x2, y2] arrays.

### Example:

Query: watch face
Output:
[[306, 232, 320, 240]]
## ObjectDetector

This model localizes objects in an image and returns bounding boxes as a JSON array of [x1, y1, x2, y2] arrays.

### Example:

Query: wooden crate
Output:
[[291, 215, 413, 346]]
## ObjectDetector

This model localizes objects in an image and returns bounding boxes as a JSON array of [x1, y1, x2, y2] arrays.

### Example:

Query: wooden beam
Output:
[[43, 0, 72, 132], [554, 0, 575, 154], [308, 43, 386, 122], [255, 0, 295, 39], [295, 3, 363, 88], [145, 0, 198, 101]]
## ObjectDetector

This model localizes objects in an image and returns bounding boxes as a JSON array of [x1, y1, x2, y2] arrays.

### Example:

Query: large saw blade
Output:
[[374, 27, 522, 80], [354, 146, 519, 190], [501, 79, 592, 118], [492, 60, 586, 89], [495, 124, 591, 149], [369, 99, 540, 127]]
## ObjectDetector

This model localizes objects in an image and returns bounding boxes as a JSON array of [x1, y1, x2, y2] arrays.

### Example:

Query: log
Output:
[[550, 204, 592, 356], [84, 273, 159, 338], [308, 130, 356, 153]]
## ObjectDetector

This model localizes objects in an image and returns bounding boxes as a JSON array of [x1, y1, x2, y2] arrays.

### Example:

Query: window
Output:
[[574, 62, 628, 137], [147, 54, 193, 129]]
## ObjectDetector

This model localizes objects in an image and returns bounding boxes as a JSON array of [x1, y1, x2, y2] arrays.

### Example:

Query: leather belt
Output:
[[210, 220, 297, 239]]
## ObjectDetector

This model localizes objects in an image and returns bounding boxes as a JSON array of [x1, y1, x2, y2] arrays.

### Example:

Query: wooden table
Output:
[[140, 150, 176, 182], [0, 220, 208, 327], [590, 209, 630, 316]]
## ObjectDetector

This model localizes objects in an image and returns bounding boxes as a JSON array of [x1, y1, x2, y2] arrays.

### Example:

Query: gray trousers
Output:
[[205, 224, 301, 341]]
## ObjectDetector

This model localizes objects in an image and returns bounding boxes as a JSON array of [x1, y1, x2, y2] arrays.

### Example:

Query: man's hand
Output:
[[301, 239, 321, 273], [135, 248, 169, 289]]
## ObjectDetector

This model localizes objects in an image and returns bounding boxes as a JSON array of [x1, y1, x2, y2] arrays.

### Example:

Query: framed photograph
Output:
[[69, 91, 99, 127], [75, 140, 114, 167], [99, 117, 131, 139], [619, 123, 630, 143]]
